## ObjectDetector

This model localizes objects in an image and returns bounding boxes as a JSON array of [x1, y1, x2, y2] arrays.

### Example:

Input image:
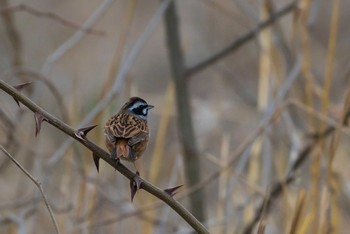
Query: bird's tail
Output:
[[116, 139, 130, 159]]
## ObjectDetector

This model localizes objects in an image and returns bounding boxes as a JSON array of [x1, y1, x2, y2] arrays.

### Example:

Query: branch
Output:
[[0, 80, 209, 234], [241, 144, 311, 234], [163, 0, 206, 221], [9, 67, 69, 122], [241, 99, 350, 234], [0, 145, 60, 234], [0, 4, 105, 36], [185, 0, 297, 77], [40, 0, 114, 76], [0, 0, 23, 67]]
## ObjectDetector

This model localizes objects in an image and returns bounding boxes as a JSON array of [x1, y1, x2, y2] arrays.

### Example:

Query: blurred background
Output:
[[1, 0, 350, 233]]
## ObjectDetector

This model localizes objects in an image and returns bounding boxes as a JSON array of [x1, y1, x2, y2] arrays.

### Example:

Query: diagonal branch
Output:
[[0, 145, 60, 234], [0, 80, 209, 234], [0, 4, 105, 36], [40, 0, 114, 76], [185, 0, 298, 77], [241, 98, 350, 234]]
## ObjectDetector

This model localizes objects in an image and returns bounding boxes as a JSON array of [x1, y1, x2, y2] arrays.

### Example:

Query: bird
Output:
[[104, 97, 154, 167]]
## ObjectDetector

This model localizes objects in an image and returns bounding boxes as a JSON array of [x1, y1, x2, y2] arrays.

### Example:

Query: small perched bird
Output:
[[104, 97, 154, 165]]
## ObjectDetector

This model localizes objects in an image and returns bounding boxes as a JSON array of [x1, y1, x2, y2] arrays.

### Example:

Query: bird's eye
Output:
[[129, 103, 148, 117]]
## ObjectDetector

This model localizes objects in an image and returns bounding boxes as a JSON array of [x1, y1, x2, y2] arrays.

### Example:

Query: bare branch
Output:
[[40, 0, 114, 76], [163, 0, 206, 221], [0, 80, 209, 234], [9, 67, 69, 122], [185, 0, 298, 77], [0, 4, 106, 36], [0, 0, 23, 67], [0, 145, 60, 234]]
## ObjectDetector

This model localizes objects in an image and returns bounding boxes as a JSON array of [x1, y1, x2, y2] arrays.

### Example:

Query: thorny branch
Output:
[[0, 80, 209, 234], [4, 67, 69, 122]]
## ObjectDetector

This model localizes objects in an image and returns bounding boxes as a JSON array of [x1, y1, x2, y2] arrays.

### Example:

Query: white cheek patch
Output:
[[142, 108, 148, 115], [128, 101, 148, 117]]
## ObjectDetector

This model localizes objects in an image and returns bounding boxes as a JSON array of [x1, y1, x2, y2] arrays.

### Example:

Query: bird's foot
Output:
[[110, 151, 117, 160]]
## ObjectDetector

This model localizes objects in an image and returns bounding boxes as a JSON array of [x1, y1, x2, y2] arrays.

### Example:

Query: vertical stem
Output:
[[0, 0, 24, 143], [163, 1, 206, 222], [0, 0, 23, 67]]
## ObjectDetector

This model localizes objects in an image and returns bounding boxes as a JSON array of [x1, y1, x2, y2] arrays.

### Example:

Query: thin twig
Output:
[[0, 0, 22, 67], [2, 67, 69, 122], [0, 0, 24, 172], [185, 0, 297, 77], [178, 60, 301, 200], [0, 4, 106, 36], [241, 152, 305, 234], [241, 97, 350, 234], [40, 0, 114, 76], [0, 145, 60, 234], [0, 80, 209, 234]]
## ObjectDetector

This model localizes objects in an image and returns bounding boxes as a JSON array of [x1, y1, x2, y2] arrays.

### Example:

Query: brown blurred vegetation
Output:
[[1, 0, 350, 233]]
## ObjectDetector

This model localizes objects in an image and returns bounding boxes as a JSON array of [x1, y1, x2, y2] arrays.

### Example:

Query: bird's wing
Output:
[[127, 131, 149, 146], [105, 112, 148, 142]]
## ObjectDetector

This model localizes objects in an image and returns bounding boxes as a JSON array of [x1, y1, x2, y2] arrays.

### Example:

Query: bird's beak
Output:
[[147, 105, 154, 110]]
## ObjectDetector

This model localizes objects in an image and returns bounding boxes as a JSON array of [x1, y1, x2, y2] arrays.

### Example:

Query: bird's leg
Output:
[[110, 150, 116, 159], [110, 150, 120, 162], [132, 161, 139, 175], [128, 150, 139, 174], [110, 151, 120, 172]]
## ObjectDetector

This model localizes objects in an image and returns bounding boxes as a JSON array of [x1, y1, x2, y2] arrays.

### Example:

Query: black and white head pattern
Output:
[[125, 97, 154, 120]]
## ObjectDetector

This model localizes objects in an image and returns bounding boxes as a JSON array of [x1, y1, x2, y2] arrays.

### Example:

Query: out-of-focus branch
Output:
[[9, 68, 69, 122], [0, 0, 24, 173], [242, 129, 336, 233], [0, 145, 60, 234], [0, 80, 209, 234], [40, 0, 114, 76], [185, 0, 297, 77], [163, 0, 207, 222], [241, 98, 350, 234], [0, 0, 22, 67], [265, 0, 294, 71], [241, 145, 310, 234], [0, 3, 105, 36]]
